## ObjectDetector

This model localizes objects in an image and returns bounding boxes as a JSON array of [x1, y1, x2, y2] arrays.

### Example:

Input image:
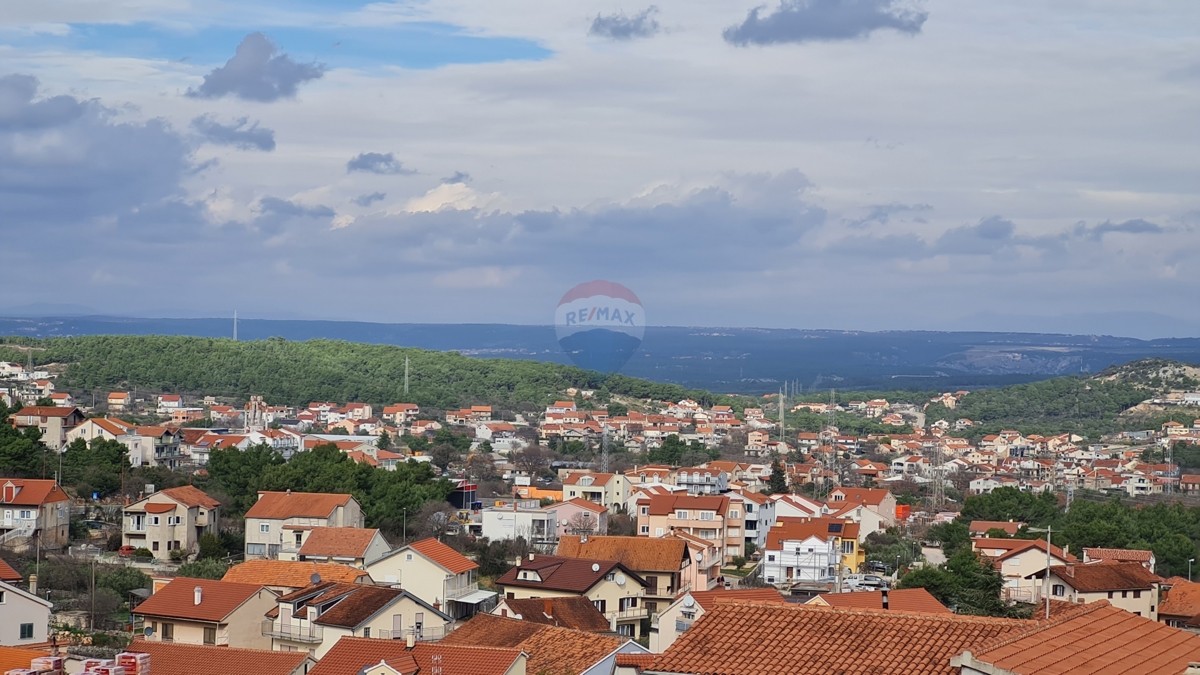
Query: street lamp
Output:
[[1028, 526, 1053, 620], [1190, 558, 1195, 582]]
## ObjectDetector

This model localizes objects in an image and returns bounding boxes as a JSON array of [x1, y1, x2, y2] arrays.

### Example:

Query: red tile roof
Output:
[[298, 527, 380, 558], [407, 537, 478, 574], [157, 485, 220, 510], [815, 588, 950, 614], [649, 602, 1030, 675], [973, 538, 1076, 563], [126, 640, 308, 675], [132, 577, 266, 622], [0, 646, 51, 673], [0, 558, 24, 583], [496, 554, 640, 593], [564, 497, 608, 514], [969, 520, 1025, 535], [308, 637, 522, 675], [311, 585, 406, 628], [962, 601, 1200, 675], [0, 479, 69, 506], [563, 472, 614, 486], [1082, 547, 1155, 563], [442, 614, 624, 675], [645, 493, 730, 516], [615, 653, 655, 670], [499, 596, 612, 632], [9, 406, 81, 419], [688, 588, 787, 610], [221, 560, 369, 588], [1048, 562, 1160, 592], [1161, 580, 1200, 623], [766, 519, 859, 549], [827, 487, 891, 506], [556, 535, 687, 572], [244, 491, 353, 519]]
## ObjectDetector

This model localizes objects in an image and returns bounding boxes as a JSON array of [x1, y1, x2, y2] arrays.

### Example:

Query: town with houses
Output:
[[4, 358, 1200, 674]]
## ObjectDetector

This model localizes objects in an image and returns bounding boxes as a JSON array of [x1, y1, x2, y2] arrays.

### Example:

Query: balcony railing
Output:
[[262, 620, 324, 643], [444, 582, 479, 601], [374, 625, 454, 641], [608, 607, 649, 621], [675, 619, 693, 632]]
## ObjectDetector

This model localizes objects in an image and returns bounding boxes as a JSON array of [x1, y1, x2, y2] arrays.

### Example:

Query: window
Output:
[[203, 627, 216, 645], [18, 510, 32, 520], [842, 541, 854, 554], [745, 504, 753, 513], [1122, 591, 1128, 598], [259, 523, 270, 533], [569, 491, 576, 497], [363, 627, 371, 637], [246, 543, 266, 556], [700, 511, 714, 521], [20, 623, 34, 640], [640, 506, 649, 516], [152, 541, 159, 551], [766, 576, 775, 583], [655, 528, 664, 536], [593, 599, 607, 613], [675, 510, 689, 520], [606, 572, 616, 581], [728, 510, 740, 519], [151, 516, 160, 526], [0, 590, 5, 604], [767, 554, 776, 561], [1052, 584, 1065, 597], [161, 623, 174, 641], [406, 553, 413, 562], [1134, 590, 1142, 599], [640, 525, 649, 534]]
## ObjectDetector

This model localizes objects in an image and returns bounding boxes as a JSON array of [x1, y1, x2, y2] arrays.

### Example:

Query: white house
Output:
[[0, 580, 52, 646], [365, 537, 496, 621]]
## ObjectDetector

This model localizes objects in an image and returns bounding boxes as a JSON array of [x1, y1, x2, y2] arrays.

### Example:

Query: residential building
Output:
[[134, 426, 184, 468], [480, 501, 562, 547], [733, 489, 774, 552], [636, 493, 743, 563], [1159, 579, 1200, 630], [562, 472, 629, 514], [365, 537, 496, 620], [122, 485, 221, 561], [807, 587, 950, 614], [825, 487, 897, 530], [0, 580, 52, 646], [556, 535, 692, 614], [1, 479, 70, 550], [674, 467, 728, 495], [441, 613, 651, 675], [761, 519, 861, 586], [1033, 562, 1160, 619], [649, 588, 785, 653], [125, 641, 314, 675], [553, 498, 610, 538], [491, 596, 612, 632], [7, 406, 86, 451], [972, 537, 1076, 603], [132, 577, 278, 649], [264, 582, 453, 658], [105, 392, 131, 412], [381, 403, 420, 425], [289, 527, 390, 568], [495, 554, 649, 637], [666, 531, 721, 592], [1082, 547, 1156, 573], [307, 636, 525, 675], [243, 491, 363, 560], [65, 416, 136, 446], [222, 560, 371, 593]]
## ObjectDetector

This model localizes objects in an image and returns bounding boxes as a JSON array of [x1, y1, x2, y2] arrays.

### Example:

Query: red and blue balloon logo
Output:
[[554, 280, 645, 373]]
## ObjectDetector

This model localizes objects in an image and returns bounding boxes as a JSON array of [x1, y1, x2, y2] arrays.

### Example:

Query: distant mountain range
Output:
[[3, 315, 1199, 394]]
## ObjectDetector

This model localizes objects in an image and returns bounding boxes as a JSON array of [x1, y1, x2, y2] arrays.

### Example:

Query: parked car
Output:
[[845, 574, 890, 591], [866, 561, 892, 574], [118, 545, 137, 557]]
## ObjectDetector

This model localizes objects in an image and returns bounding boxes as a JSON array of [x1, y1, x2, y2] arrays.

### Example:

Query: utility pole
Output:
[[404, 356, 409, 396]]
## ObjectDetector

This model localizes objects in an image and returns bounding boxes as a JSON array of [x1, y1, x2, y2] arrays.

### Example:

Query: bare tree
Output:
[[567, 512, 598, 536], [512, 445, 550, 477]]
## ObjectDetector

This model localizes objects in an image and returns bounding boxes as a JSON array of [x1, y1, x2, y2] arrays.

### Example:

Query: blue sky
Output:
[[2, 0, 1200, 338]]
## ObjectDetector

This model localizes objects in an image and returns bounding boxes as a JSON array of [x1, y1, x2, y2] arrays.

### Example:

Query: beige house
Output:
[[365, 537, 495, 620], [555, 535, 692, 614], [495, 554, 649, 638], [65, 417, 136, 445], [133, 578, 278, 649], [244, 491, 363, 560], [1, 479, 70, 550], [973, 537, 1076, 603], [636, 493, 744, 563], [562, 472, 630, 514], [282, 527, 390, 568], [1034, 562, 1160, 619], [7, 406, 87, 451], [122, 486, 221, 561], [265, 582, 453, 658], [106, 392, 131, 412], [0, 580, 53, 646]]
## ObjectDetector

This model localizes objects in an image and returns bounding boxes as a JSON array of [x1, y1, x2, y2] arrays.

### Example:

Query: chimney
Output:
[[194, 586, 203, 605], [529, 553, 535, 562], [29, 574, 37, 596], [543, 598, 553, 617], [406, 633, 415, 649], [881, 589, 889, 610], [581, 534, 588, 544]]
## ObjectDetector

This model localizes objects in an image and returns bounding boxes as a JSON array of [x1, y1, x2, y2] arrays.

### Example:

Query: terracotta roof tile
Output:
[[0, 646, 49, 673], [244, 491, 353, 520], [766, 519, 858, 549], [563, 472, 614, 486], [499, 596, 612, 632], [556, 535, 687, 572], [221, 560, 369, 588], [970, 520, 1025, 535], [312, 585, 406, 628], [443, 614, 624, 675], [965, 601, 1200, 674], [127, 640, 308, 675], [1161, 580, 1200, 622], [814, 588, 950, 614], [826, 487, 891, 506], [0, 558, 22, 583], [1047, 562, 1159, 592], [0, 479, 69, 506], [688, 588, 787, 610], [974, 538, 1076, 563], [406, 537, 478, 574], [1082, 547, 1155, 563], [649, 602, 1030, 675], [132, 577, 267, 623], [308, 636, 522, 675], [564, 497, 608, 514], [646, 493, 730, 516], [496, 554, 640, 593], [298, 527, 380, 558], [615, 653, 655, 670]]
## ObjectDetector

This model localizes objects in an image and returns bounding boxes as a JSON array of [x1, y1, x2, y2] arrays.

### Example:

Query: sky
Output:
[[2, 0, 1199, 339]]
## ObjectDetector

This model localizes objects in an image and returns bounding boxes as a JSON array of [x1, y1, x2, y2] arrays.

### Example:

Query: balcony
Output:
[[374, 625, 454, 641], [444, 582, 479, 601], [262, 620, 324, 643], [675, 619, 693, 632], [608, 607, 649, 622]]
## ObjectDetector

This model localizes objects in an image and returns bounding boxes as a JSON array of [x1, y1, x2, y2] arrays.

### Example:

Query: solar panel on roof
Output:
[[828, 523, 842, 533]]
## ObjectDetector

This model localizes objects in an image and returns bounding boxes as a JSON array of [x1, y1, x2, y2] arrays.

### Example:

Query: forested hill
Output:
[[0, 335, 729, 411]]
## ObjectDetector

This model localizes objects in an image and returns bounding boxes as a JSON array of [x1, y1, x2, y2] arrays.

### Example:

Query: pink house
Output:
[[553, 498, 609, 536]]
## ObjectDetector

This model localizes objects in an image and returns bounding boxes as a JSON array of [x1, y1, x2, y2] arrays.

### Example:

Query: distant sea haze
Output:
[[3, 315, 1199, 393]]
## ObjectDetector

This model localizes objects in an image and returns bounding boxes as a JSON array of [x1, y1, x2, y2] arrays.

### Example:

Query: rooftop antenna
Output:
[[404, 356, 410, 396]]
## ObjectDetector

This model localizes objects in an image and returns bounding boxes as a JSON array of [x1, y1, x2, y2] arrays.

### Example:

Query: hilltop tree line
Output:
[[0, 335, 737, 411]]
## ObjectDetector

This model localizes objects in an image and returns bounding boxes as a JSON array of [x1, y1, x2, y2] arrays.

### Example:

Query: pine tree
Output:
[[768, 460, 788, 494]]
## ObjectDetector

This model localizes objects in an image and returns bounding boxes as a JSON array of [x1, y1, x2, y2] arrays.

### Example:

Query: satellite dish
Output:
[[562, 519, 569, 526], [695, 554, 703, 563], [143, 626, 154, 636], [615, 574, 626, 586], [591, 563, 601, 573], [683, 595, 695, 608], [310, 573, 321, 585]]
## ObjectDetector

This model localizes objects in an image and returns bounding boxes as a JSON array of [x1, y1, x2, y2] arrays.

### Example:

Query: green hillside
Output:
[[0, 335, 729, 411]]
